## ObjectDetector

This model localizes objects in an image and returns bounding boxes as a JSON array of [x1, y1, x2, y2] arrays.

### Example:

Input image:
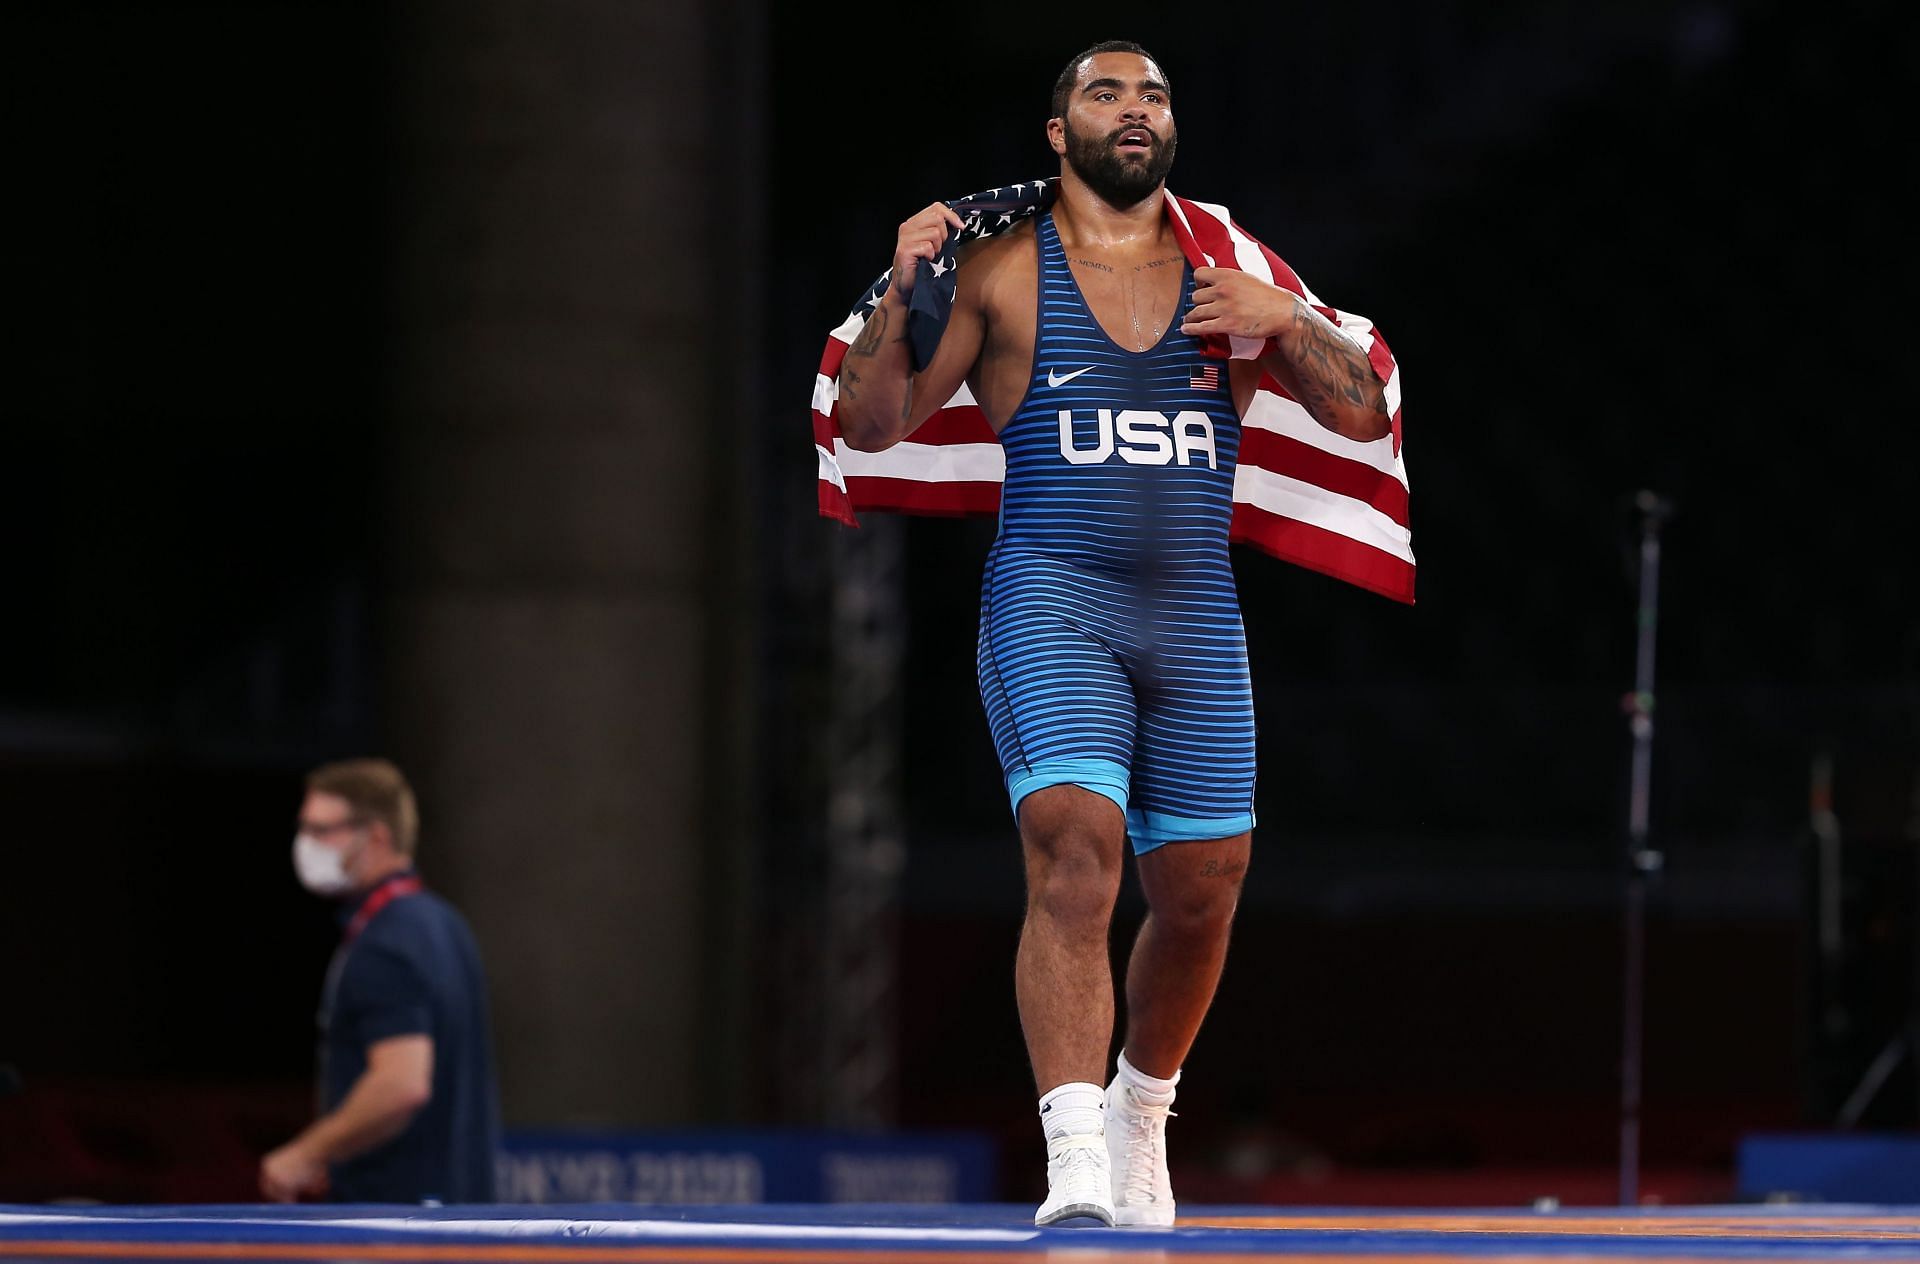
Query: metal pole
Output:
[[821, 516, 906, 1130], [1619, 490, 1669, 1206]]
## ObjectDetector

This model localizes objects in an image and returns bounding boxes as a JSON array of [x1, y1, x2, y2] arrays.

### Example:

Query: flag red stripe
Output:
[[909, 405, 998, 445], [1366, 326, 1405, 457], [1167, 197, 1247, 361], [1238, 426, 1410, 526], [1175, 197, 1238, 270], [1366, 324, 1396, 386], [1164, 197, 1203, 265], [818, 479, 858, 526], [843, 476, 1001, 517], [819, 338, 848, 379], [1229, 503, 1416, 604], [813, 404, 996, 451]]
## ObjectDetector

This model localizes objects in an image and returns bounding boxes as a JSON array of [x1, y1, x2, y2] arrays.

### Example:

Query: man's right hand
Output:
[[260, 1140, 331, 1203], [892, 203, 966, 298]]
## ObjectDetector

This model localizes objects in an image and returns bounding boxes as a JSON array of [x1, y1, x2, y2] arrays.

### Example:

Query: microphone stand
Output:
[[1620, 490, 1671, 1207]]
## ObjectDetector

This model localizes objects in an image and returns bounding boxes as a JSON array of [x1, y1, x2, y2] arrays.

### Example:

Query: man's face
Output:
[[1058, 52, 1177, 209], [298, 790, 368, 874]]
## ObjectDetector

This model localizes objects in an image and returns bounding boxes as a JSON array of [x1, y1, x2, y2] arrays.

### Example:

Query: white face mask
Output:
[[292, 833, 358, 896]]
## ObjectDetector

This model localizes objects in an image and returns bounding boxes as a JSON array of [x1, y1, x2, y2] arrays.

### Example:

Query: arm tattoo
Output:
[[1281, 301, 1386, 424], [843, 301, 913, 418], [847, 305, 889, 359]]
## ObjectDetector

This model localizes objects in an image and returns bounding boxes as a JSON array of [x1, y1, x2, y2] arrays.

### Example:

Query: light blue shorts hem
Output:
[[1007, 758, 1130, 819], [1126, 808, 1256, 855]]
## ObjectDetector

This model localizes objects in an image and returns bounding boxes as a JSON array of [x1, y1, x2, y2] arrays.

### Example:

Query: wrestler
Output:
[[836, 41, 1390, 1226]]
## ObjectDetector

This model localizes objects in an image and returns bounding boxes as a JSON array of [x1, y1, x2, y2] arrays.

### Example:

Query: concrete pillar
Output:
[[381, 0, 758, 1127]]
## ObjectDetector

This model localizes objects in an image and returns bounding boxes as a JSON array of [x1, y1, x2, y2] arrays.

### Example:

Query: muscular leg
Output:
[[1015, 784, 1128, 1092], [1122, 832, 1251, 1078]]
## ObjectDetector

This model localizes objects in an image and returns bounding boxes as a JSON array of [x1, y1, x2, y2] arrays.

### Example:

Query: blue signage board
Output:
[[1738, 1131, 1920, 1203], [497, 1129, 997, 1205]]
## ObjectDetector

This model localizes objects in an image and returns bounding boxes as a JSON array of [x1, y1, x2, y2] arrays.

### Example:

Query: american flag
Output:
[[812, 179, 1414, 602], [1189, 363, 1219, 392]]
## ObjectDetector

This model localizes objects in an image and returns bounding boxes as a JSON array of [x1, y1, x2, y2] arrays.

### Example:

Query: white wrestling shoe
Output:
[[1106, 1077, 1177, 1226], [1034, 1133, 1115, 1226]]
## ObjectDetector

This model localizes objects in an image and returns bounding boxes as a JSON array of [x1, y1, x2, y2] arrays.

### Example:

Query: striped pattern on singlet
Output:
[[976, 211, 1257, 838]]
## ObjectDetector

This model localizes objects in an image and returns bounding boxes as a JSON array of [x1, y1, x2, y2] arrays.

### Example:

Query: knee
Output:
[[1150, 878, 1242, 939], [1024, 835, 1121, 930]]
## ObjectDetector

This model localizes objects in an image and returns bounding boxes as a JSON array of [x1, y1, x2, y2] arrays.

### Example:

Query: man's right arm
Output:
[[260, 1034, 434, 1202], [837, 202, 986, 452]]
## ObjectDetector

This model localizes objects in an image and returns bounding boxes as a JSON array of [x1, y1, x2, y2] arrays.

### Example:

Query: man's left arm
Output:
[[261, 1034, 435, 1201], [1183, 267, 1390, 442]]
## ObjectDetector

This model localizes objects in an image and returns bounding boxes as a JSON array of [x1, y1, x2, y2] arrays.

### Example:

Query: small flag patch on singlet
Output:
[[1189, 364, 1219, 391]]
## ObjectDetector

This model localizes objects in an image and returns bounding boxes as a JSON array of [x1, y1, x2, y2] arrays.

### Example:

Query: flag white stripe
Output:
[[1330, 310, 1377, 360], [833, 439, 1006, 483], [816, 443, 847, 492], [1195, 199, 1278, 287], [818, 369, 978, 415], [1243, 390, 1409, 488], [1333, 308, 1374, 341], [1329, 308, 1404, 421], [1234, 464, 1415, 564], [828, 310, 867, 344]]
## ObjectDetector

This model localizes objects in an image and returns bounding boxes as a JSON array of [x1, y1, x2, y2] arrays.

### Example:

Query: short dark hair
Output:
[[1050, 41, 1168, 120]]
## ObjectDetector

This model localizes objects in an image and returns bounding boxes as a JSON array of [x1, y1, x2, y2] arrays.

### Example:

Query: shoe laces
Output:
[[1117, 1089, 1174, 1204], [1048, 1132, 1107, 1184]]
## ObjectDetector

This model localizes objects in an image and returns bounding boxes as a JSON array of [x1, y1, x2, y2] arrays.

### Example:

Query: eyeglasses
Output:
[[298, 817, 366, 838]]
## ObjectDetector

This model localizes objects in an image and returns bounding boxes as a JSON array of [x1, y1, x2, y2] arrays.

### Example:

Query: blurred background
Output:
[[2, 0, 1912, 1208]]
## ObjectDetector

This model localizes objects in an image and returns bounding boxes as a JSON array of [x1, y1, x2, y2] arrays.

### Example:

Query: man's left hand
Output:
[[1182, 267, 1298, 341], [260, 1142, 330, 1203]]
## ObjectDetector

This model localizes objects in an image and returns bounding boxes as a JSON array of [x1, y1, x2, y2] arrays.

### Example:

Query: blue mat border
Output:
[[5, 1203, 1920, 1258]]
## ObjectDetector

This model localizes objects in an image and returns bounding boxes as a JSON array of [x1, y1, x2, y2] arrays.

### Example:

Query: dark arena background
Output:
[[3, 1, 1915, 1261]]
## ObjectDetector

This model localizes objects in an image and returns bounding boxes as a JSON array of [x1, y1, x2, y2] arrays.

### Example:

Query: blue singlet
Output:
[[976, 211, 1257, 853]]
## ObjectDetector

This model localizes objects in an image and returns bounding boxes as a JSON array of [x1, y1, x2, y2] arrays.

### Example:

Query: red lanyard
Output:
[[344, 874, 423, 942]]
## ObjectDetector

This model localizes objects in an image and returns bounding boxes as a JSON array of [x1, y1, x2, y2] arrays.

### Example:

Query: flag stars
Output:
[[837, 180, 1051, 327]]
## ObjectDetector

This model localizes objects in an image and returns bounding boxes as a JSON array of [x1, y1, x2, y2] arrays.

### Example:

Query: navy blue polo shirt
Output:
[[318, 871, 502, 1203]]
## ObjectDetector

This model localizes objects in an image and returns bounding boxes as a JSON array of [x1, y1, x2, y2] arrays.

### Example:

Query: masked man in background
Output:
[[262, 758, 502, 1204]]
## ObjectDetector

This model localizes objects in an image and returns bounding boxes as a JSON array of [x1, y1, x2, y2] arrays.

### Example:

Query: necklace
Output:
[[1129, 281, 1162, 350], [1067, 254, 1171, 350]]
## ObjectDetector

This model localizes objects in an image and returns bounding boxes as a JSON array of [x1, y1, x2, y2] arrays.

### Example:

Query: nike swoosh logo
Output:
[[1047, 365, 1096, 388]]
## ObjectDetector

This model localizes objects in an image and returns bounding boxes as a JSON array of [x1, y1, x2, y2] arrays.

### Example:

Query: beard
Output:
[[1063, 118, 1178, 209]]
